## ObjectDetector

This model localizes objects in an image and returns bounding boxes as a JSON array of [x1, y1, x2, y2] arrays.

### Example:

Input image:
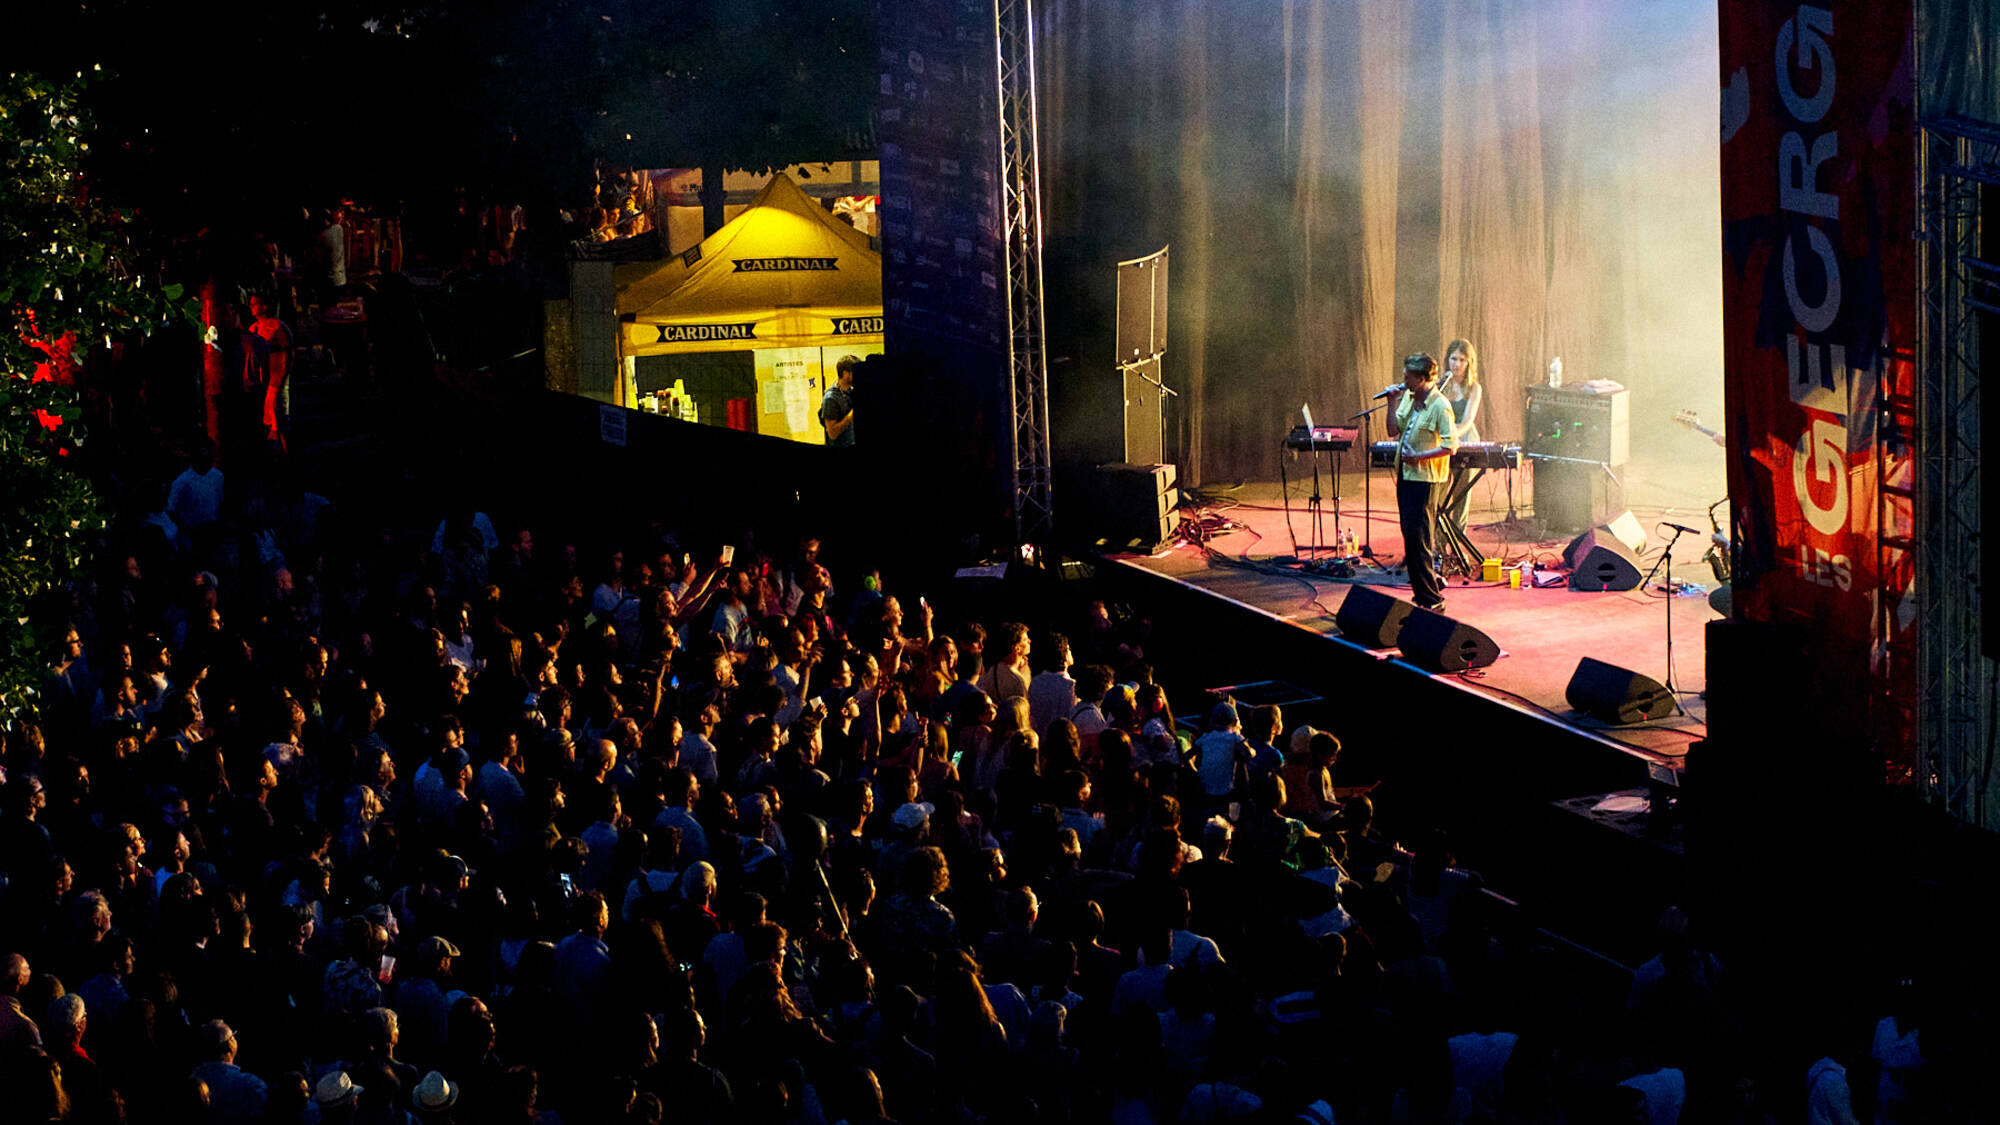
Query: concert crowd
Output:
[[0, 443, 1935, 1125]]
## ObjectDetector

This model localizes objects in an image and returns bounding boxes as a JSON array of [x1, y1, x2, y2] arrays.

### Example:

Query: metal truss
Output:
[[994, 0, 1053, 542], [1916, 116, 1999, 826]]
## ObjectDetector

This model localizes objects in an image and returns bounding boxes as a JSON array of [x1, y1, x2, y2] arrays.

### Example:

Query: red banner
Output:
[[1718, 2, 1918, 767]]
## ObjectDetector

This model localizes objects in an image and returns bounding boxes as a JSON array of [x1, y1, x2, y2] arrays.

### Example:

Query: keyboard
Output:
[[1368, 441, 1520, 469], [1452, 442, 1521, 469], [1285, 425, 1356, 451]]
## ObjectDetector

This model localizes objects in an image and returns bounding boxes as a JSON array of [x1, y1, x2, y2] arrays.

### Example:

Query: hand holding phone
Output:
[[719, 544, 736, 566]]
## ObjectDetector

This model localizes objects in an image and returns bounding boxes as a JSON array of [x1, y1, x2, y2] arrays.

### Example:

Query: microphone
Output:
[[1370, 384, 1403, 400], [1661, 522, 1704, 536]]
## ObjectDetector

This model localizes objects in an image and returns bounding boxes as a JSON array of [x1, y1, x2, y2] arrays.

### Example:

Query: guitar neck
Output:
[[1675, 414, 1722, 442]]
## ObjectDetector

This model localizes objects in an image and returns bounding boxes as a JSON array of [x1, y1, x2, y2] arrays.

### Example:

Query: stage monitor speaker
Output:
[[1600, 510, 1647, 555], [1565, 527, 1644, 591], [1334, 585, 1414, 649], [1565, 656, 1673, 723], [1396, 607, 1501, 672]]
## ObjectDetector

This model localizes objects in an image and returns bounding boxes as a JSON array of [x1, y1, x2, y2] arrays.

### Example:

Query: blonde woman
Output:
[[1439, 338, 1485, 529]]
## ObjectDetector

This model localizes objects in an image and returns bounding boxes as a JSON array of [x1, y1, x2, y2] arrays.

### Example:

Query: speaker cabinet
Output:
[[1565, 527, 1644, 592], [1599, 510, 1648, 555], [1565, 657, 1673, 723], [1122, 358, 1167, 465], [1525, 384, 1630, 465], [1074, 461, 1180, 549], [1335, 585, 1414, 649], [1533, 458, 1623, 534], [1396, 607, 1501, 672]]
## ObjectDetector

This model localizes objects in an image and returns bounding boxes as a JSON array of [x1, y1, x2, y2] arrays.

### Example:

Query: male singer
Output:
[[1383, 353, 1458, 611]]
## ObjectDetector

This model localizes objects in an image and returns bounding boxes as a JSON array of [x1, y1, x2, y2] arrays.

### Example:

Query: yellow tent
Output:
[[616, 172, 883, 357]]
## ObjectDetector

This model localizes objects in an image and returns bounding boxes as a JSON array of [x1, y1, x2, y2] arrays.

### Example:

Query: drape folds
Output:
[[1039, 0, 1720, 486]]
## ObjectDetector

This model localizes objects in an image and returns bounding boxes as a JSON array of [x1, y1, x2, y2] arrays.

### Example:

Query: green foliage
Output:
[[1, 70, 196, 727]]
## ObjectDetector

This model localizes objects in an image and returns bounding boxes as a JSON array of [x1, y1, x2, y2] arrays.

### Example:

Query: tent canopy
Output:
[[617, 172, 883, 356]]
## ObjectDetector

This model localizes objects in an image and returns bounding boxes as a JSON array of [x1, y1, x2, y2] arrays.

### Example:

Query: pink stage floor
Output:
[[1105, 472, 1724, 763]]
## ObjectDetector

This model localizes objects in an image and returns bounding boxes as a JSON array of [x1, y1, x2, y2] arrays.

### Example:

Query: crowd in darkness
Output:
[[0, 437, 1942, 1124]]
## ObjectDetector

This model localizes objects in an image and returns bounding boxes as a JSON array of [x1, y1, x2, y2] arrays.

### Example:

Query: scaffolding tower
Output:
[[1916, 115, 1999, 826], [994, 0, 1053, 543]]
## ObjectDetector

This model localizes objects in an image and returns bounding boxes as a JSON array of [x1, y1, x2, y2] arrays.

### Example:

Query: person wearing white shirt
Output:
[[431, 510, 498, 554], [1617, 1065, 1686, 1125], [652, 768, 708, 862], [677, 707, 721, 786], [1806, 1055, 1860, 1125], [1164, 888, 1223, 969], [1026, 633, 1079, 736], [1069, 664, 1113, 743]]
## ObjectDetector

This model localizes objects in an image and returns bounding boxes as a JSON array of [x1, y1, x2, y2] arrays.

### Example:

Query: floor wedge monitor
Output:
[[1565, 526, 1644, 592], [1334, 585, 1414, 649], [1396, 607, 1501, 672], [1565, 656, 1674, 723]]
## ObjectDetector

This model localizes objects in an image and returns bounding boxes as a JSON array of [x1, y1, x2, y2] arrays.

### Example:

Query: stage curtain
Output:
[[1921, 0, 2000, 124], [1037, 0, 1718, 487]]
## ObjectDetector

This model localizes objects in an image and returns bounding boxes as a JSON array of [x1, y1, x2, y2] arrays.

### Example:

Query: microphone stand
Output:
[[1641, 524, 1695, 717], [1349, 401, 1390, 562]]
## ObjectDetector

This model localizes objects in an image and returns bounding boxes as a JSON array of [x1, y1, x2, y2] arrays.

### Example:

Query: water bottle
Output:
[[1547, 356, 1563, 388]]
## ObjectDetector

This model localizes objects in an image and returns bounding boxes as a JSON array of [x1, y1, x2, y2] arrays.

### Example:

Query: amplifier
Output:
[[1525, 384, 1629, 466]]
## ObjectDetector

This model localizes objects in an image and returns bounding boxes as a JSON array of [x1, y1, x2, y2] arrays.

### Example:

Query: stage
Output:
[[1102, 467, 1727, 765]]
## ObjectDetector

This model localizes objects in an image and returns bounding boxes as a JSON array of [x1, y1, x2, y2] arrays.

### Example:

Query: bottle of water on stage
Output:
[[1547, 356, 1563, 388]]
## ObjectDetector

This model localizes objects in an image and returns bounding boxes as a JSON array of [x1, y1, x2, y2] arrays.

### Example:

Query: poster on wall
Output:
[[755, 348, 824, 444], [750, 343, 888, 445], [1718, 1, 1918, 769]]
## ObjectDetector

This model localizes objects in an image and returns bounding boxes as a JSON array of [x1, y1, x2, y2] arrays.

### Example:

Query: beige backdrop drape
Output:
[[1040, 0, 1721, 489]]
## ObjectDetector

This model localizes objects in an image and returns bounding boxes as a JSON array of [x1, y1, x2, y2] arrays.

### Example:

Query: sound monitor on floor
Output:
[[1334, 585, 1414, 649], [1565, 656, 1674, 723], [1396, 607, 1501, 672], [1601, 510, 1648, 555], [1565, 526, 1644, 592]]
